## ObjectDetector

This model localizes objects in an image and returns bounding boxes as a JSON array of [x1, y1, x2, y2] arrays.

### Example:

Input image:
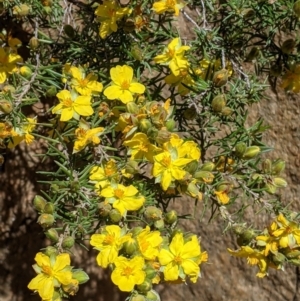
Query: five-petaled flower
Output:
[[104, 65, 146, 104], [52, 90, 94, 121], [152, 0, 186, 16]]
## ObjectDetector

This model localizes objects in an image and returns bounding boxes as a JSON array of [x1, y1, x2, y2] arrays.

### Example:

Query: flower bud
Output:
[[144, 206, 162, 222], [109, 209, 122, 223], [29, 37, 39, 50], [44, 246, 59, 257], [293, 1, 300, 17], [13, 4, 31, 16], [0, 100, 13, 114], [240, 229, 256, 244], [165, 119, 176, 132], [72, 270, 90, 284], [200, 162, 215, 171], [264, 182, 277, 194], [123, 238, 138, 255], [139, 119, 152, 133], [232, 224, 246, 236], [154, 219, 164, 230], [62, 279, 79, 296], [211, 95, 226, 112], [273, 177, 287, 188], [43, 6, 52, 14], [221, 106, 233, 116], [235, 142, 247, 158], [144, 266, 157, 280], [281, 39, 296, 54], [194, 170, 214, 183], [155, 128, 171, 144], [33, 195, 47, 211], [164, 210, 178, 225], [20, 66, 32, 78], [245, 47, 260, 62], [289, 258, 300, 266], [98, 202, 112, 217], [262, 159, 272, 174], [131, 295, 146, 301], [213, 69, 228, 87], [38, 213, 55, 228], [131, 44, 143, 61], [145, 290, 161, 301], [50, 183, 60, 192], [271, 159, 285, 175], [126, 101, 140, 114], [285, 250, 300, 259], [272, 252, 286, 265], [242, 146, 260, 159], [46, 86, 57, 97], [62, 236, 75, 249], [184, 160, 199, 174], [136, 279, 152, 293], [129, 227, 143, 237], [63, 25, 75, 39], [45, 228, 59, 242], [183, 108, 197, 120], [43, 202, 55, 214], [187, 182, 202, 200], [3, 85, 16, 94]]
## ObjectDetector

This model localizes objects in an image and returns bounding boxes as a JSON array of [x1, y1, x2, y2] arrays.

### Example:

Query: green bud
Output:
[[144, 206, 162, 222], [136, 279, 152, 293], [62, 279, 79, 296], [184, 160, 199, 174], [20, 66, 32, 78], [221, 106, 233, 116], [281, 39, 296, 54], [211, 95, 226, 112], [44, 246, 59, 257], [235, 142, 247, 158], [98, 202, 112, 217], [126, 101, 140, 114], [271, 159, 285, 175], [183, 108, 197, 120], [29, 37, 39, 50], [145, 290, 161, 301], [123, 238, 138, 255], [131, 294, 146, 301], [43, 6, 52, 14], [131, 44, 144, 61], [194, 170, 214, 183], [164, 210, 178, 225], [139, 119, 152, 133], [200, 162, 215, 171], [242, 146, 260, 159], [293, 1, 300, 17], [245, 47, 260, 61], [155, 128, 171, 144], [154, 219, 164, 230], [264, 182, 277, 194], [240, 229, 256, 244], [13, 4, 31, 16], [3, 85, 16, 94], [272, 252, 286, 265], [72, 270, 90, 284], [262, 159, 272, 174], [109, 209, 122, 223], [38, 213, 55, 228], [43, 202, 55, 214], [145, 266, 157, 280], [165, 119, 176, 132], [273, 177, 287, 188], [45, 228, 59, 243], [0, 100, 13, 114], [62, 236, 75, 249], [63, 25, 75, 39], [285, 250, 300, 259], [213, 69, 228, 87], [46, 86, 57, 97], [129, 227, 143, 237], [125, 160, 139, 175], [289, 258, 300, 266], [232, 225, 246, 236]]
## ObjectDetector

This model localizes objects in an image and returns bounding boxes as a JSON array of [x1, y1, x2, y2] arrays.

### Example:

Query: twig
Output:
[[230, 59, 251, 89], [182, 10, 201, 31]]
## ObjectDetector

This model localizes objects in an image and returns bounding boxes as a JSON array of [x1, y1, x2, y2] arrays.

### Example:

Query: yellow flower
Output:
[[123, 133, 162, 162], [281, 64, 300, 93], [158, 233, 205, 283], [272, 213, 300, 248], [256, 234, 279, 256], [28, 252, 73, 300], [214, 190, 230, 205], [104, 65, 145, 104], [69, 66, 103, 96], [0, 122, 13, 139], [111, 256, 145, 292], [52, 90, 93, 121], [100, 184, 145, 215], [0, 47, 23, 83], [152, 0, 186, 16], [137, 226, 163, 260], [152, 150, 193, 191], [227, 246, 269, 278], [154, 38, 190, 76], [165, 68, 195, 95], [73, 126, 104, 153], [95, 0, 130, 39], [89, 159, 119, 190], [8, 118, 36, 148], [90, 225, 131, 268]]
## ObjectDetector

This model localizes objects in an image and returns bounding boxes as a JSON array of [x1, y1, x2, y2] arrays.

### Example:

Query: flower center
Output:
[[114, 188, 124, 199], [139, 240, 150, 252], [174, 255, 182, 264], [62, 98, 73, 107], [104, 234, 115, 245], [121, 266, 133, 277], [120, 80, 130, 90], [42, 265, 53, 276], [161, 155, 171, 167], [79, 78, 88, 88], [166, 0, 176, 8], [139, 142, 148, 152]]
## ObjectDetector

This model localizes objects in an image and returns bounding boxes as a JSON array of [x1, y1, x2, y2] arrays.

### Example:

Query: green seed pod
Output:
[[293, 1, 300, 17], [285, 250, 300, 259], [272, 252, 286, 265], [43, 202, 55, 214], [144, 266, 157, 280], [44, 246, 59, 257], [62, 236, 75, 249], [194, 170, 214, 182], [45, 228, 59, 243], [271, 159, 285, 175], [145, 290, 161, 301], [273, 177, 287, 188], [126, 101, 139, 114], [235, 142, 247, 158], [109, 209, 122, 223], [221, 106, 233, 116], [63, 24, 75, 39], [164, 210, 178, 225], [200, 162, 215, 171], [33, 195, 47, 212], [38, 213, 55, 228], [98, 202, 112, 217], [72, 270, 90, 284], [213, 69, 228, 87], [185, 160, 199, 174], [183, 107, 197, 120], [245, 47, 260, 62], [155, 128, 171, 144], [0, 100, 13, 114], [262, 159, 272, 174], [211, 95, 226, 112], [144, 206, 162, 222], [139, 119, 152, 133], [154, 219, 164, 230], [281, 39, 296, 54], [123, 238, 138, 255], [46, 86, 57, 97], [136, 279, 152, 293], [264, 182, 277, 194], [289, 258, 300, 266], [240, 229, 256, 244], [242, 146, 260, 159], [165, 119, 176, 132], [29, 37, 39, 50], [131, 44, 144, 61], [124, 160, 139, 175]]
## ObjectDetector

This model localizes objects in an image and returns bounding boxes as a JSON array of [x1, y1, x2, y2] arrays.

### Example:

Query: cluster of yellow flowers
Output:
[[228, 213, 300, 278], [90, 225, 207, 294]]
